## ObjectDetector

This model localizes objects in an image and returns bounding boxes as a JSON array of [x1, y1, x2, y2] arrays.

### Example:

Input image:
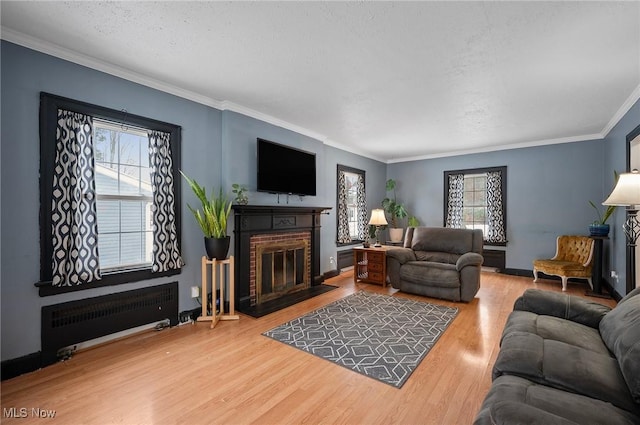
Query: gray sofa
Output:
[[385, 227, 483, 302], [474, 288, 640, 425]]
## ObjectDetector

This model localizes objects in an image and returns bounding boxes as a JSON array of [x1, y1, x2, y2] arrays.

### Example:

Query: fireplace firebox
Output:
[[232, 205, 330, 313]]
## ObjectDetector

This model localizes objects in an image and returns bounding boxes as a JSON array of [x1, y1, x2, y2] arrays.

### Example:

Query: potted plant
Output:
[[588, 171, 619, 237], [181, 171, 232, 260], [382, 179, 408, 242], [231, 183, 249, 205], [588, 201, 616, 236]]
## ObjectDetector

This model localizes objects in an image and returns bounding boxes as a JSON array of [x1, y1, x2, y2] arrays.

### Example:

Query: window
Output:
[[444, 166, 507, 245], [337, 165, 366, 245], [38, 93, 182, 296], [462, 173, 487, 234], [94, 120, 153, 271]]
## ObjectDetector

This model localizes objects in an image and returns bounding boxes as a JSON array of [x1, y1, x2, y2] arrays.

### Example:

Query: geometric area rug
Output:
[[262, 291, 458, 388]]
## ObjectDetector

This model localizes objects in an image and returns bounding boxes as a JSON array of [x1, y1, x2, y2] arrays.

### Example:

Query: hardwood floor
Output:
[[1, 272, 616, 424]]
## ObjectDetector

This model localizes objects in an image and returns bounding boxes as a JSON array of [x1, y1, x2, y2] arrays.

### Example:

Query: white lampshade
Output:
[[368, 209, 388, 226], [603, 170, 640, 207]]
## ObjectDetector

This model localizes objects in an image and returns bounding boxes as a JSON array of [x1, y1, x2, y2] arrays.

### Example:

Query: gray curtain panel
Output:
[[337, 169, 352, 244], [486, 170, 506, 243], [445, 173, 464, 228], [51, 109, 101, 286], [356, 173, 367, 240], [148, 130, 183, 272]]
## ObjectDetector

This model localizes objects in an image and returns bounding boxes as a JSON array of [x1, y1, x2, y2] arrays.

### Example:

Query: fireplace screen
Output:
[[256, 240, 310, 304]]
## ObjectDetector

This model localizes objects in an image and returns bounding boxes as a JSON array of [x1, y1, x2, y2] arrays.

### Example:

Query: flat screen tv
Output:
[[257, 138, 316, 196]]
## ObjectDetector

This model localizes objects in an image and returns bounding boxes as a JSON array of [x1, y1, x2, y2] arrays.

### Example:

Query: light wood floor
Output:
[[1, 272, 616, 425]]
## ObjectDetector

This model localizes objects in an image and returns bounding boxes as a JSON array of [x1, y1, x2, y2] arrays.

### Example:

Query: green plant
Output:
[[382, 179, 408, 228], [589, 171, 619, 225], [180, 171, 232, 238], [589, 201, 616, 225], [231, 183, 248, 204], [408, 216, 420, 227]]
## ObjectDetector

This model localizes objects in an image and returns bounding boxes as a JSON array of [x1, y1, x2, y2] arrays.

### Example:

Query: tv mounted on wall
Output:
[[257, 138, 316, 196]]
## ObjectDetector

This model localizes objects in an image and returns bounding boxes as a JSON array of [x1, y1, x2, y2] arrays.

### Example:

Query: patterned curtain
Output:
[[51, 109, 101, 286], [337, 170, 352, 243], [486, 170, 506, 243], [445, 173, 464, 228], [356, 173, 367, 240], [148, 130, 183, 272]]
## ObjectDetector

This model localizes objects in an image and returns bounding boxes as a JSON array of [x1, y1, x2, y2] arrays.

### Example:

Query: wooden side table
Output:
[[353, 246, 389, 287], [197, 256, 240, 328]]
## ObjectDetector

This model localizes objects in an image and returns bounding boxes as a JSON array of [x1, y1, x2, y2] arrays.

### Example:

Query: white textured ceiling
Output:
[[2, 1, 639, 162]]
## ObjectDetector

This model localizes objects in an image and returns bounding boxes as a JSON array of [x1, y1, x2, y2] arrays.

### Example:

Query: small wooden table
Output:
[[353, 246, 393, 287], [197, 256, 240, 329]]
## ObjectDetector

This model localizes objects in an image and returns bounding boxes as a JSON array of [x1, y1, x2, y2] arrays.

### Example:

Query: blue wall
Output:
[[0, 42, 387, 361], [387, 141, 607, 271], [219, 110, 386, 271]]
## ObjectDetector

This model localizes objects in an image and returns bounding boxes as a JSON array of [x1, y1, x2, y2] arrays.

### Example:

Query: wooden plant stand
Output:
[[197, 256, 240, 328]]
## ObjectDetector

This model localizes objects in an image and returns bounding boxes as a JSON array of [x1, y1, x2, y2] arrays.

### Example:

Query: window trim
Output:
[[336, 164, 366, 247], [443, 166, 507, 247], [37, 92, 182, 296]]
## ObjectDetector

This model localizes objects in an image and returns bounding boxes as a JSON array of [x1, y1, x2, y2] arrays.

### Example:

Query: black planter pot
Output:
[[204, 236, 231, 260], [588, 224, 610, 237]]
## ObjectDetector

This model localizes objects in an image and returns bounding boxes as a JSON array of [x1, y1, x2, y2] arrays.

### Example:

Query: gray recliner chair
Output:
[[386, 227, 484, 302]]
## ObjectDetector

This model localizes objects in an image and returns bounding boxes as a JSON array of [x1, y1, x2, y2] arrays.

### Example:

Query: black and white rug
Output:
[[262, 291, 458, 388]]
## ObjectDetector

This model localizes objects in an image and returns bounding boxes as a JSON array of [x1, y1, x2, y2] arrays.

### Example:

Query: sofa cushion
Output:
[[493, 331, 638, 414], [501, 311, 611, 356], [414, 250, 460, 264], [513, 289, 611, 329], [400, 261, 459, 288], [599, 294, 640, 403], [410, 227, 475, 255], [473, 375, 640, 425]]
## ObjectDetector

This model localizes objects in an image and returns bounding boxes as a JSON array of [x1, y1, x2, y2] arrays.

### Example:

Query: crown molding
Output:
[[219, 100, 328, 142], [1, 27, 224, 110], [2, 27, 635, 165], [387, 133, 604, 163], [322, 139, 387, 163], [601, 84, 640, 137]]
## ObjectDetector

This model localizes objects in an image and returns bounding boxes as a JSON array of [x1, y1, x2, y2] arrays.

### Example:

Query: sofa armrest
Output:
[[456, 252, 483, 271], [385, 248, 416, 265], [513, 289, 611, 329]]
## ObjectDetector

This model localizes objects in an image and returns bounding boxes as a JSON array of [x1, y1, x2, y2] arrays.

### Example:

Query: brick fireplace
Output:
[[251, 232, 310, 305], [232, 205, 329, 313]]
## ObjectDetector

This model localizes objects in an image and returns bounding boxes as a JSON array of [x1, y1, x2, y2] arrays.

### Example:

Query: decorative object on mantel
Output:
[[382, 179, 408, 243], [368, 209, 388, 247], [263, 291, 458, 388], [231, 183, 249, 205], [603, 169, 640, 294], [180, 171, 232, 260], [588, 171, 619, 236]]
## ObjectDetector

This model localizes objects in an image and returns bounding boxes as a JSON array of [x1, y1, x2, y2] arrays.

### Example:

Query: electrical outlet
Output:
[[191, 286, 200, 298], [611, 271, 619, 281]]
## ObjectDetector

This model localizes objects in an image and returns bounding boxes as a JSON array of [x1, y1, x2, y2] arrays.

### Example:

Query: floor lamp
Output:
[[603, 170, 640, 294], [368, 209, 388, 247]]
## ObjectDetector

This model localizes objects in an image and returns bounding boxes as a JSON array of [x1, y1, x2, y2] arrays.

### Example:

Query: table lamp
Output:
[[368, 209, 388, 247]]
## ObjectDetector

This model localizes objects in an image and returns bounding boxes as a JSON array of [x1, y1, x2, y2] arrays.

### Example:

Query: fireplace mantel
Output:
[[232, 205, 331, 311]]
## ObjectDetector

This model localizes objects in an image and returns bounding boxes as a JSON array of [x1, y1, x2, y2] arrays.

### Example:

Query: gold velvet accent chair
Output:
[[532, 235, 594, 291]]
